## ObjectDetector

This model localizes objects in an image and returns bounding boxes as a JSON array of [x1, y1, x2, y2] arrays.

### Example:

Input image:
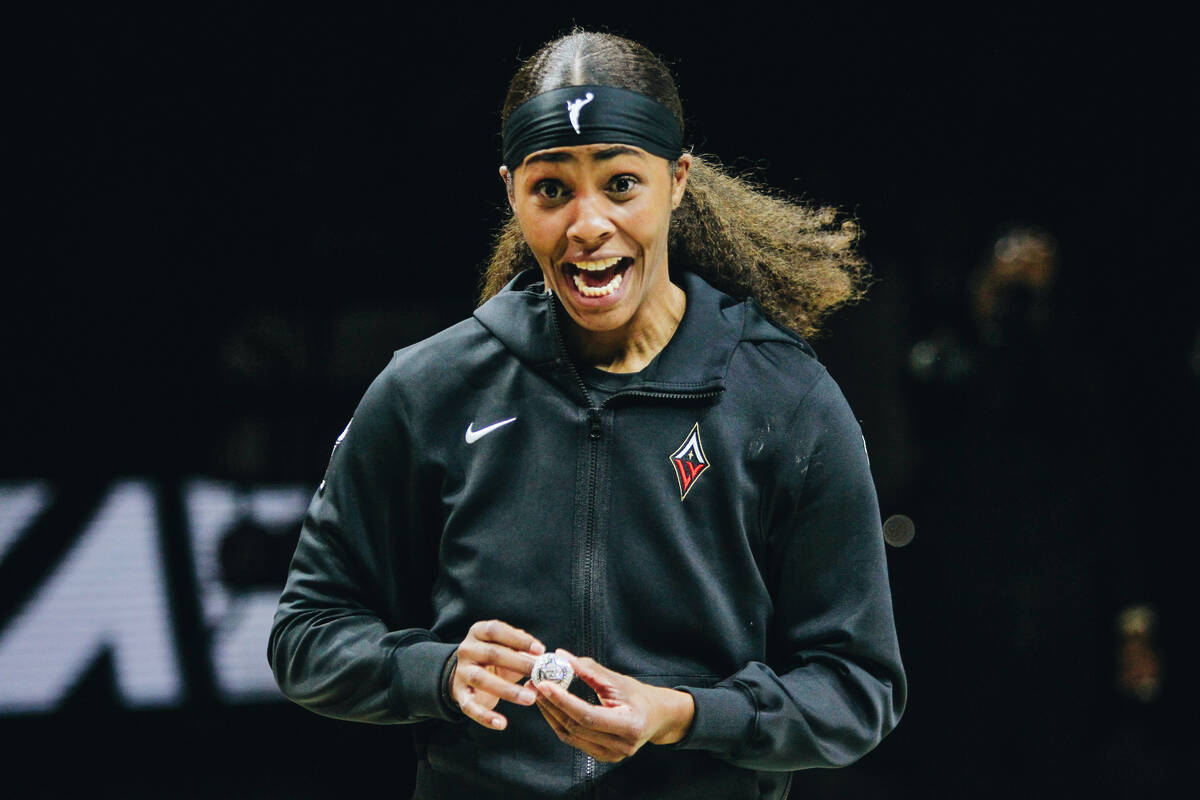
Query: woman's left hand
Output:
[[533, 649, 695, 763]]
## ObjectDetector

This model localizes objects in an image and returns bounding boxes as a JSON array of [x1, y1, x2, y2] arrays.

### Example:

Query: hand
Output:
[[534, 649, 695, 762], [450, 619, 545, 730]]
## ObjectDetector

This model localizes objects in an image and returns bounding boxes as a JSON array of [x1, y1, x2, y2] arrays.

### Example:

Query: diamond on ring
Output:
[[530, 652, 574, 690]]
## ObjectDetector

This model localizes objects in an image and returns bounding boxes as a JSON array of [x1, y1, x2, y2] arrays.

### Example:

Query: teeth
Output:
[[571, 257, 622, 271], [572, 270, 623, 297]]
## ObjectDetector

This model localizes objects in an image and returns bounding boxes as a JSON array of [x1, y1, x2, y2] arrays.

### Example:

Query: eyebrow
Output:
[[523, 145, 645, 167]]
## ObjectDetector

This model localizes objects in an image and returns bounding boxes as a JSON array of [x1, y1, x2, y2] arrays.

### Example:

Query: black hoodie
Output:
[[269, 270, 905, 799]]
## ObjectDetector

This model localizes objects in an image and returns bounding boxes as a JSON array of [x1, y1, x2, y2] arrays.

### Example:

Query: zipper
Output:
[[581, 406, 600, 793], [548, 301, 601, 792], [581, 403, 602, 683], [605, 389, 723, 404], [547, 298, 722, 796]]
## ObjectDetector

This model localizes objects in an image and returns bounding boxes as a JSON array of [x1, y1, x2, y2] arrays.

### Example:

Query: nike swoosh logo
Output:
[[465, 417, 517, 444]]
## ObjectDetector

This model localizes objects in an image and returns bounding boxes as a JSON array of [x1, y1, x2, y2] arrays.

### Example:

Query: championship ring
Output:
[[530, 652, 574, 690]]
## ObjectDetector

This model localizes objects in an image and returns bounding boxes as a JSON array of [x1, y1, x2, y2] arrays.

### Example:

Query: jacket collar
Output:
[[474, 269, 805, 396]]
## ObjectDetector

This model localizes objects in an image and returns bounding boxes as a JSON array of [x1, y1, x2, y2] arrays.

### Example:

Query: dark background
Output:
[[5, 6, 1195, 798]]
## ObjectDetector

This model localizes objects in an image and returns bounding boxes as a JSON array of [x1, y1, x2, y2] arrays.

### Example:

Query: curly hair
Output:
[[481, 31, 867, 339]]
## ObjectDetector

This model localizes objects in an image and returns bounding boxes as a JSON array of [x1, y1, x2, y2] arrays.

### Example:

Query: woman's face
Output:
[[502, 144, 690, 335]]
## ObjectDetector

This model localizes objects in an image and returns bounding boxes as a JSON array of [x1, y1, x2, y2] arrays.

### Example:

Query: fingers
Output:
[[557, 650, 616, 698], [471, 619, 546, 658], [459, 620, 545, 678], [536, 697, 630, 762], [558, 649, 610, 679], [532, 651, 654, 762], [459, 688, 508, 730], [536, 695, 618, 750], [535, 692, 579, 739], [452, 620, 546, 731], [535, 679, 634, 739], [456, 642, 538, 681], [455, 661, 538, 708], [493, 666, 526, 684]]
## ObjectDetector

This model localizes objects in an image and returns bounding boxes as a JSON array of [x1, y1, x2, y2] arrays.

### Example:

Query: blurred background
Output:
[[3, 5, 1195, 798]]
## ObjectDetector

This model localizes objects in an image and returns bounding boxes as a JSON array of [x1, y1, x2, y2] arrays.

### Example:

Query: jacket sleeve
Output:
[[673, 370, 906, 769], [267, 357, 461, 724]]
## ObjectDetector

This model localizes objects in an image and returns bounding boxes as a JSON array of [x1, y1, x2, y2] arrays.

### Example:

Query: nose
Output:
[[566, 190, 615, 246]]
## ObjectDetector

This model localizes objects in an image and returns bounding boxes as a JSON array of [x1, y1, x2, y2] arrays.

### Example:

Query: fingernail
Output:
[[492, 716, 505, 729], [530, 641, 545, 655], [519, 689, 536, 704]]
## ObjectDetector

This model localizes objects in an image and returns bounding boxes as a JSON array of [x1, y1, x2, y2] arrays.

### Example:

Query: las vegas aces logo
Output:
[[669, 422, 710, 501]]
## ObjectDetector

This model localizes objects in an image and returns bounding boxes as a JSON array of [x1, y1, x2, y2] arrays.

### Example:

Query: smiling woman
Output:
[[500, 140, 689, 371], [270, 29, 905, 800]]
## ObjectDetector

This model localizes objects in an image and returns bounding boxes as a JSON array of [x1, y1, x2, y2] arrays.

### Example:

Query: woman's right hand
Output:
[[450, 619, 545, 730]]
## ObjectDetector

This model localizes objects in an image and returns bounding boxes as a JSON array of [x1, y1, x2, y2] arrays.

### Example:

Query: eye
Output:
[[534, 180, 569, 201], [607, 174, 639, 195]]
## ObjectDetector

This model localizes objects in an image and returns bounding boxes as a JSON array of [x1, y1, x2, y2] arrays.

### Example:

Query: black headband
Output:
[[502, 85, 684, 169]]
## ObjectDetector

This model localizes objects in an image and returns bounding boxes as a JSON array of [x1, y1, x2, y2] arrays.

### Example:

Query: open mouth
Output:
[[563, 257, 633, 298]]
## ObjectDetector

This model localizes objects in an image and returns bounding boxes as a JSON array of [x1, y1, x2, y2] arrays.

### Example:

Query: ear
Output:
[[499, 165, 515, 208], [670, 154, 691, 210]]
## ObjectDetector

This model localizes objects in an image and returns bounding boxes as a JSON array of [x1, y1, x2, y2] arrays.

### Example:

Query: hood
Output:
[[473, 269, 812, 394]]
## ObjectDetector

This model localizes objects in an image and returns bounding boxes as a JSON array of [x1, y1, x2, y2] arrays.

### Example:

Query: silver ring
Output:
[[530, 652, 574, 690]]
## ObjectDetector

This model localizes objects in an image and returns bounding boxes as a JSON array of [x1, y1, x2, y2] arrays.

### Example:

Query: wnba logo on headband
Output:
[[566, 92, 594, 134], [502, 85, 684, 169]]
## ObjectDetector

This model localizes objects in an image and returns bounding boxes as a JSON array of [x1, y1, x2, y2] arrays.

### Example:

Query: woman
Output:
[[270, 30, 905, 799]]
